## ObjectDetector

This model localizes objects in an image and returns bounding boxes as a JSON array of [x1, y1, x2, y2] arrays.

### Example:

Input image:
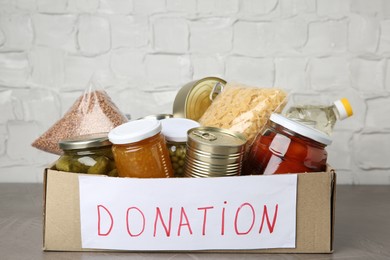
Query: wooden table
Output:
[[1, 184, 389, 259]]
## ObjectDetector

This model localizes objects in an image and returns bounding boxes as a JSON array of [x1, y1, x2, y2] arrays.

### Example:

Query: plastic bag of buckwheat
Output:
[[32, 73, 128, 155]]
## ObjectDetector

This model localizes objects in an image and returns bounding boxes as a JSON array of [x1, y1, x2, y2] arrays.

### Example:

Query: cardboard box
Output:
[[43, 168, 336, 253]]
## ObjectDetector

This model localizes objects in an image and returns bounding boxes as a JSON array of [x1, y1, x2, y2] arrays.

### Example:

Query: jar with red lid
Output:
[[244, 113, 332, 175], [108, 119, 174, 178]]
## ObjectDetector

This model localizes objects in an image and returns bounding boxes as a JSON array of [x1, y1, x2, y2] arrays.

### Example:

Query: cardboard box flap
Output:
[[44, 169, 82, 251]]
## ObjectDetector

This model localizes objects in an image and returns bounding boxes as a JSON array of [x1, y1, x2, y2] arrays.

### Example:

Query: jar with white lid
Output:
[[160, 118, 200, 177], [244, 113, 332, 175], [108, 119, 173, 178]]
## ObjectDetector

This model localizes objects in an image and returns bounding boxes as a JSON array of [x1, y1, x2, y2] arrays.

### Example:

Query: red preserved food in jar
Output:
[[108, 119, 174, 178], [244, 113, 332, 175]]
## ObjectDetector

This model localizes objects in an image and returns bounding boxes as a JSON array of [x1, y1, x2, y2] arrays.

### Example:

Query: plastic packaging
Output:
[[284, 98, 353, 135], [55, 133, 117, 176], [108, 119, 174, 178], [32, 76, 128, 155], [160, 118, 200, 177], [198, 83, 287, 144], [244, 113, 331, 175]]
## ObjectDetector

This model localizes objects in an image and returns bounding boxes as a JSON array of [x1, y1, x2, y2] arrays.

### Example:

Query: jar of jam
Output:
[[244, 113, 332, 175], [56, 133, 117, 176], [160, 118, 200, 177], [108, 119, 174, 178]]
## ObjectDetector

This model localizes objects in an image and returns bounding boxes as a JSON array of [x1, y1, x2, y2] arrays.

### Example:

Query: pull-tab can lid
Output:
[[187, 127, 247, 155]]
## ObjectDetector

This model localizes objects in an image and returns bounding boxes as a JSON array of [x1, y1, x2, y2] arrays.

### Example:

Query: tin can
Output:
[[184, 127, 247, 178], [173, 77, 226, 121]]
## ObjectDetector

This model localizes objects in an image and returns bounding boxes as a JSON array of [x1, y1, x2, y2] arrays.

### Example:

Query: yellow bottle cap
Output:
[[334, 98, 353, 120]]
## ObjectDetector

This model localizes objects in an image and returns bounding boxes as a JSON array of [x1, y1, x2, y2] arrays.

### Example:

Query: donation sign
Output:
[[78, 174, 297, 251]]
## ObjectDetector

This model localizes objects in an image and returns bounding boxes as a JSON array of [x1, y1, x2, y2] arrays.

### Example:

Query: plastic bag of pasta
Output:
[[32, 76, 128, 155], [198, 82, 288, 145]]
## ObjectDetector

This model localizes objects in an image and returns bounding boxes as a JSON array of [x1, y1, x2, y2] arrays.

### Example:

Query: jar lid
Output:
[[333, 98, 353, 120], [138, 114, 173, 120], [161, 118, 200, 142], [270, 113, 332, 145], [108, 119, 161, 145], [59, 132, 111, 150]]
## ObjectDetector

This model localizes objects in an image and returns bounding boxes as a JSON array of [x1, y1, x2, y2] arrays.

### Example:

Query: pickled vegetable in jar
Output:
[[108, 119, 174, 178], [160, 118, 200, 177], [244, 113, 332, 175], [56, 133, 117, 176]]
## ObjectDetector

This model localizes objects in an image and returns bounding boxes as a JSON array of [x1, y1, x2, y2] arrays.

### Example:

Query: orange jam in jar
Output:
[[108, 119, 173, 178], [244, 113, 332, 175]]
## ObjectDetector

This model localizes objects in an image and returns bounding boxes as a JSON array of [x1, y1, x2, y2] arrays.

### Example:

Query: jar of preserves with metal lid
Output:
[[138, 114, 173, 120], [56, 133, 117, 176], [244, 113, 332, 175], [160, 118, 200, 177], [108, 119, 174, 178]]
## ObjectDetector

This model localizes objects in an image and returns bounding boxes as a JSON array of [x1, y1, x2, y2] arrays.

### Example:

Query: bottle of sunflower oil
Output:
[[284, 98, 353, 136]]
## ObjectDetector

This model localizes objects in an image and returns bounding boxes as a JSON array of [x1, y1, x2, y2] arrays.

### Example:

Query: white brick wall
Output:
[[0, 0, 389, 184]]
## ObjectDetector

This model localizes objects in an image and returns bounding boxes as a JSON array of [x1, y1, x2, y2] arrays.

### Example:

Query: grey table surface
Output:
[[0, 183, 389, 260]]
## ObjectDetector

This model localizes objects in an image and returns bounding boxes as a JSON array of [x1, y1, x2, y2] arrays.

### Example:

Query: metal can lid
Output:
[[270, 113, 332, 145], [173, 77, 226, 121], [138, 114, 173, 120], [108, 119, 161, 145], [161, 118, 200, 142], [187, 127, 247, 154], [59, 132, 111, 150]]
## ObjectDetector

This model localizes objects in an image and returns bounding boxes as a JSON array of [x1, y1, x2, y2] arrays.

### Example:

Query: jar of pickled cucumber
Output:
[[161, 118, 200, 177], [108, 119, 174, 178], [56, 133, 117, 176]]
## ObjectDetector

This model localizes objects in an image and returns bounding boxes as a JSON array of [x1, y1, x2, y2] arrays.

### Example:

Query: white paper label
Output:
[[79, 174, 297, 251]]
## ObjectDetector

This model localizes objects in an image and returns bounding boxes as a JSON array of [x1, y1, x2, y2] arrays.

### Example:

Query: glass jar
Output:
[[56, 133, 117, 176], [244, 113, 332, 175], [108, 119, 174, 178], [160, 118, 200, 177]]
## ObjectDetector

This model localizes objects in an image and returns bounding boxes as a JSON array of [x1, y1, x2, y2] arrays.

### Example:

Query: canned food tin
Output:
[[184, 127, 247, 178], [173, 77, 226, 121]]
